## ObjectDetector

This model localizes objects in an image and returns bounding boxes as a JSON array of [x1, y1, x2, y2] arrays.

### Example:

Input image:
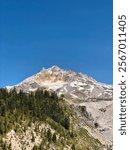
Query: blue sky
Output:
[[0, 0, 112, 87]]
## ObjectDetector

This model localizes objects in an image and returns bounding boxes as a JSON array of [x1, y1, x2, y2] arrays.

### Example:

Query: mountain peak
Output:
[[49, 65, 61, 71], [41, 65, 62, 72]]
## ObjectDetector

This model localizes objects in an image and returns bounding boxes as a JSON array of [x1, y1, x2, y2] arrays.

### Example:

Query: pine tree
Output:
[[47, 129, 52, 142], [71, 144, 76, 150], [52, 133, 57, 143]]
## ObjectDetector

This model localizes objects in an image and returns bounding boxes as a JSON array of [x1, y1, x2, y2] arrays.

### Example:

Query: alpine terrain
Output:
[[0, 66, 113, 150]]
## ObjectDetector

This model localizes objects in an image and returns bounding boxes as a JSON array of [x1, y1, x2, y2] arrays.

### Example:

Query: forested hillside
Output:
[[0, 88, 102, 150]]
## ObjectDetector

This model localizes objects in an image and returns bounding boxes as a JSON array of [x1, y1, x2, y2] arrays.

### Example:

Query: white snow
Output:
[[89, 85, 94, 92]]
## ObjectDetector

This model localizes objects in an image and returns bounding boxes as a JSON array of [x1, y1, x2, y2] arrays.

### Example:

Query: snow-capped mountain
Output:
[[7, 65, 112, 101], [6, 66, 113, 147]]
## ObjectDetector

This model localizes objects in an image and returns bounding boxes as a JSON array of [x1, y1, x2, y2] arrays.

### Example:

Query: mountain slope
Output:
[[5, 66, 113, 149], [0, 88, 103, 150]]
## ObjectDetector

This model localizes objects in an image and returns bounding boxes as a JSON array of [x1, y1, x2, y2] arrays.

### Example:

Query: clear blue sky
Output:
[[0, 0, 112, 87]]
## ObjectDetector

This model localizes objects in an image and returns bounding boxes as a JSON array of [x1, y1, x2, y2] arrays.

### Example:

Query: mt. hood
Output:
[[6, 66, 113, 148]]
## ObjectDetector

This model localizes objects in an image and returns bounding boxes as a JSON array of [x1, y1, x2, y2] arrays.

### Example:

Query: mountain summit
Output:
[[6, 66, 113, 148], [7, 66, 112, 99]]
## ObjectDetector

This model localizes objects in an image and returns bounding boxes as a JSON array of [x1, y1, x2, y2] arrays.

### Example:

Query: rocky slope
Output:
[[6, 66, 113, 149], [7, 66, 112, 100]]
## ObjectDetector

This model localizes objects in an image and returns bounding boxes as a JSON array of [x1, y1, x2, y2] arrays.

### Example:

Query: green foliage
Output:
[[52, 133, 57, 143], [0, 88, 103, 150], [46, 129, 52, 142], [33, 145, 39, 150], [71, 144, 76, 150], [0, 142, 8, 150], [0, 88, 72, 136]]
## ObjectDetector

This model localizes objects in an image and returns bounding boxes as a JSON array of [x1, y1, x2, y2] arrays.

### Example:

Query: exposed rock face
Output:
[[3, 126, 42, 150], [3, 123, 60, 150], [6, 66, 113, 148]]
